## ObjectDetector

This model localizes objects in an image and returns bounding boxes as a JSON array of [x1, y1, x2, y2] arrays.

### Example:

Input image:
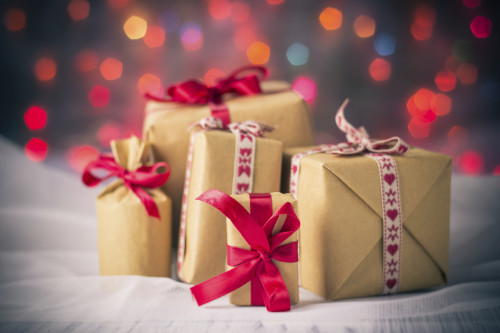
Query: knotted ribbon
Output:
[[190, 190, 300, 312], [145, 65, 268, 125], [289, 99, 409, 295], [82, 155, 170, 219], [177, 117, 274, 280]]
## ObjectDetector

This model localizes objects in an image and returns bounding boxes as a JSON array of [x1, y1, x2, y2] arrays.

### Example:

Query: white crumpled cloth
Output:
[[0, 136, 499, 332]]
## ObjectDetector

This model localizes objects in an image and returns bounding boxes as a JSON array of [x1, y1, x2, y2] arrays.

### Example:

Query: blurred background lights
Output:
[[88, 85, 110, 108], [209, 0, 231, 20], [430, 93, 452, 116], [319, 7, 342, 31], [434, 70, 457, 92], [230, 1, 250, 23], [456, 63, 478, 85], [470, 16, 492, 39], [373, 33, 395, 56], [447, 126, 468, 146], [266, 0, 285, 5], [67, 145, 99, 172], [286, 43, 309, 66], [246, 41, 270, 64], [459, 150, 484, 175], [24, 106, 47, 130], [452, 40, 473, 61], [143, 25, 166, 48], [67, 0, 90, 21], [4, 8, 26, 31], [369, 58, 391, 81], [107, 0, 130, 9], [292, 77, 316, 104], [408, 118, 430, 138], [34, 57, 57, 81], [462, 0, 481, 8], [411, 7, 436, 43], [97, 123, 121, 147], [75, 49, 99, 72], [234, 27, 256, 51], [137, 73, 162, 96], [99, 57, 123, 81], [123, 16, 147, 40], [179, 22, 203, 51], [25, 138, 48, 162], [204, 68, 226, 86], [353, 15, 376, 38]]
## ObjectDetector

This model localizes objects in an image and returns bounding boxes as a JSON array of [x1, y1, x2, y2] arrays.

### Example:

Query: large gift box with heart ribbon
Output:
[[142, 66, 314, 241], [82, 136, 172, 277], [286, 100, 451, 300], [177, 118, 282, 283]]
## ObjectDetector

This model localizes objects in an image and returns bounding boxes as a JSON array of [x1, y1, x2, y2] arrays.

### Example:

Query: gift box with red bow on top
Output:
[[82, 136, 172, 277], [143, 66, 314, 243], [285, 100, 451, 300], [191, 190, 299, 312], [177, 117, 282, 284]]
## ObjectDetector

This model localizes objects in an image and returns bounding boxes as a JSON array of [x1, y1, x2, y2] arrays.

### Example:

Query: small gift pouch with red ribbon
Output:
[[142, 66, 314, 240], [191, 190, 300, 312], [177, 117, 282, 283], [82, 136, 172, 277], [285, 100, 452, 300]]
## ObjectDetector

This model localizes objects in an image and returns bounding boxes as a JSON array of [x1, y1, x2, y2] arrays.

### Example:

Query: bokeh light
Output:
[[99, 57, 122, 81], [75, 49, 99, 72], [204, 68, 226, 86], [180, 22, 203, 51], [266, 0, 284, 5], [434, 70, 457, 92], [470, 15, 492, 38], [286, 43, 309, 66], [292, 77, 316, 103], [34, 57, 57, 81], [369, 58, 391, 81], [408, 117, 430, 138], [414, 6, 436, 28], [97, 123, 121, 147], [24, 106, 47, 130], [234, 27, 256, 51], [373, 33, 395, 56], [107, 0, 130, 9], [137, 73, 162, 96], [209, 0, 231, 20], [67, 0, 90, 21], [143, 25, 166, 48], [447, 126, 468, 146], [67, 145, 99, 172], [463, 0, 481, 8], [459, 150, 484, 175], [413, 88, 434, 112], [4, 8, 26, 32], [246, 41, 270, 65], [430, 93, 452, 116], [353, 15, 376, 38], [230, 1, 250, 23], [319, 7, 342, 31], [123, 16, 147, 40], [445, 55, 462, 72], [411, 23, 433, 41], [25, 138, 48, 162], [493, 165, 500, 175], [456, 63, 478, 85], [88, 85, 110, 108]]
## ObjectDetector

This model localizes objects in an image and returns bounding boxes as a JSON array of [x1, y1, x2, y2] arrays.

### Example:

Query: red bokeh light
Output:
[[463, 0, 481, 8], [75, 49, 99, 72], [88, 85, 110, 108], [107, 0, 130, 9], [209, 0, 231, 20], [204, 68, 226, 86], [4, 8, 26, 32], [434, 70, 457, 92], [97, 123, 121, 147], [408, 117, 430, 138], [430, 93, 452, 116], [470, 15, 492, 38], [234, 27, 256, 51], [230, 1, 250, 23], [137, 73, 162, 96], [67, 0, 90, 21], [99, 57, 122, 80], [413, 88, 434, 112], [493, 165, 500, 176], [143, 25, 166, 48], [369, 58, 391, 81], [266, 0, 285, 5], [25, 138, 48, 162], [459, 150, 483, 175], [414, 6, 436, 28], [292, 77, 316, 103], [67, 145, 99, 172], [411, 23, 433, 41], [447, 126, 468, 146], [456, 63, 478, 85], [24, 106, 47, 130], [181, 28, 203, 51], [34, 57, 57, 81]]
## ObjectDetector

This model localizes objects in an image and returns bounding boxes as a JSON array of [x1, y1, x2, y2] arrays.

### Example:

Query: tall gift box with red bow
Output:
[[177, 118, 282, 283], [82, 136, 172, 277], [143, 66, 314, 241], [286, 100, 451, 300]]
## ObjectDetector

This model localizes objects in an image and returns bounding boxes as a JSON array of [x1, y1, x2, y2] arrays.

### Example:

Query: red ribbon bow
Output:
[[82, 155, 170, 219], [190, 190, 300, 312]]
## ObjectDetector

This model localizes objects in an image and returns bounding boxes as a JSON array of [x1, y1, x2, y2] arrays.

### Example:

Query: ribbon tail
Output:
[[191, 258, 260, 306], [130, 184, 160, 219], [257, 261, 291, 312]]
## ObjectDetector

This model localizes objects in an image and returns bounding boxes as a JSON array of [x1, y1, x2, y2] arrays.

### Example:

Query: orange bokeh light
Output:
[[209, 0, 231, 20], [430, 93, 452, 116], [75, 49, 99, 72], [353, 15, 376, 38], [67, 0, 90, 21], [143, 25, 166, 48], [411, 23, 433, 41], [456, 63, 478, 85], [369, 58, 391, 81], [204, 68, 226, 86], [408, 117, 431, 138], [246, 41, 270, 65], [4, 8, 26, 31], [234, 27, 256, 51], [230, 1, 250, 23], [34, 57, 57, 81], [447, 126, 468, 146], [123, 16, 147, 40], [25, 138, 48, 162], [99, 57, 122, 81], [67, 145, 99, 172], [435, 70, 457, 92], [413, 88, 435, 112], [137, 73, 162, 96], [319, 7, 342, 31]]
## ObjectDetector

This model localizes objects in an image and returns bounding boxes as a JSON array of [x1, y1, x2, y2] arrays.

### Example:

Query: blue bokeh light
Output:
[[286, 42, 309, 66], [373, 33, 396, 56]]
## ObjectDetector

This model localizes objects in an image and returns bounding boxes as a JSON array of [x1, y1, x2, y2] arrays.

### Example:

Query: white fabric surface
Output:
[[0, 136, 499, 332]]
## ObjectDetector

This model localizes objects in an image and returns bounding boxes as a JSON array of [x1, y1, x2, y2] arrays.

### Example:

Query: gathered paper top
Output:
[[110, 136, 150, 172]]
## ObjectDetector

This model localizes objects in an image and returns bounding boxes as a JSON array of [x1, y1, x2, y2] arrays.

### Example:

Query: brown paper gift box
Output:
[[287, 146, 451, 300], [143, 81, 314, 241], [227, 192, 299, 306], [96, 137, 172, 277], [181, 131, 282, 283]]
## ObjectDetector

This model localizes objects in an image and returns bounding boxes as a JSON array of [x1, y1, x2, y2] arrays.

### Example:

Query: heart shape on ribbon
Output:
[[387, 209, 398, 221], [386, 278, 397, 289], [387, 244, 398, 256], [384, 174, 395, 185]]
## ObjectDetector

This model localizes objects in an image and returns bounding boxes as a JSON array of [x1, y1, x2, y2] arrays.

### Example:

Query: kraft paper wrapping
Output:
[[227, 192, 299, 306], [143, 81, 313, 243], [287, 146, 451, 300], [96, 137, 172, 277], [181, 131, 282, 284]]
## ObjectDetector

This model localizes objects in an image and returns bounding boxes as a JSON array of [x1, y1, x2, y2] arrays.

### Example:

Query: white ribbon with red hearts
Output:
[[177, 117, 273, 280], [289, 99, 409, 295]]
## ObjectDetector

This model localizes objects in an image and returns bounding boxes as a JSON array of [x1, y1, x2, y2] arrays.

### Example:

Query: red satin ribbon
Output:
[[190, 190, 300, 312], [82, 154, 170, 219], [144, 65, 268, 125]]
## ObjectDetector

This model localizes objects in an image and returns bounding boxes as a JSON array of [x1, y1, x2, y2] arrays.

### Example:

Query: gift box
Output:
[[178, 121, 282, 283], [288, 100, 451, 300], [83, 136, 172, 277], [191, 190, 300, 312], [143, 67, 314, 241]]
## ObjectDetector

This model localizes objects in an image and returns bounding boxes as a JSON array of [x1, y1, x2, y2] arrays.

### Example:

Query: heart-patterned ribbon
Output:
[[289, 99, 408, 295], [190, 190, 300, 312], [144, 65, 268, 126], [82, 155, 170, 219], [177, 117, 274, 281]]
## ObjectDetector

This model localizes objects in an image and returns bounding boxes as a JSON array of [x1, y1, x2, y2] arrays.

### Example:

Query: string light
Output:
[[246, 41, 270, 64], [319, 7, 342, 31], [25, 138, 48, 162], [4, 8, 26, 31], [24, 106, 47, 130], [123, 16, 147, 40]]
